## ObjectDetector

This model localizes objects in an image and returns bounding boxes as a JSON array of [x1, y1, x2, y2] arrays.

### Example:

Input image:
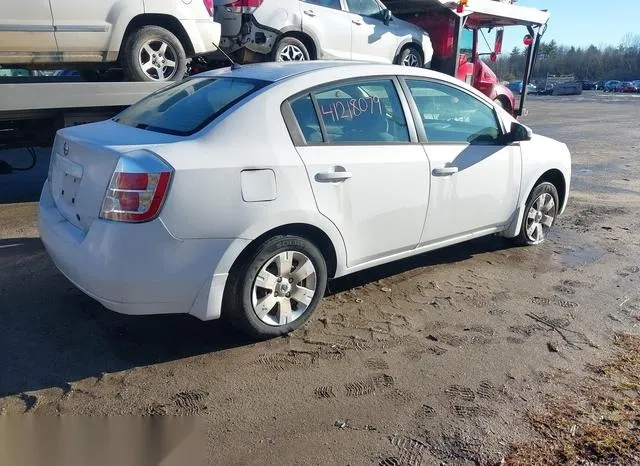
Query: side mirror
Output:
[[382, 9, 392, 25], [494, 28, 504, 54], [508, 122, 533, 142]]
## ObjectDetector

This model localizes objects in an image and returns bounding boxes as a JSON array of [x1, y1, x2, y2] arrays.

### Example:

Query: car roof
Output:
[[194, 61, 364, 82]]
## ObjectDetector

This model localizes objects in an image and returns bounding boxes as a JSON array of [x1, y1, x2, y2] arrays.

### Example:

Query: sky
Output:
[[498, 0, 640, 52]]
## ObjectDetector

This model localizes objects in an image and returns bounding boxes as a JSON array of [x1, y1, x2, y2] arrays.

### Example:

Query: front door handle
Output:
[[315, 170, 352, 183], [432, 166, 459, 176], [303, 9, 316, 17], [352, 18, 362, 25]]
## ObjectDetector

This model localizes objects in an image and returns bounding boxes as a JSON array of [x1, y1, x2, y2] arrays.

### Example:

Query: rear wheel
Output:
[[122, 26, 187, 82], [514, 182, 559, 246], [398, 46, 423, 67], [274, 37, 310, 62], [224, 235, 327, 339]]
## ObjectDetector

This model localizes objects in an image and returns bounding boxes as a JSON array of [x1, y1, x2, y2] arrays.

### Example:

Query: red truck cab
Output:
[[405, 12, 516, 114]]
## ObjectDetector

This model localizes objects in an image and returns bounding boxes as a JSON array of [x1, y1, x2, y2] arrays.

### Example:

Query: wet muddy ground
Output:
[[1, 92, 640, 464]]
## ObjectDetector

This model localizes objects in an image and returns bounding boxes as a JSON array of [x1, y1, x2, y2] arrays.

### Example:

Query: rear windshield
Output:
[[114, 77, 268, 136]]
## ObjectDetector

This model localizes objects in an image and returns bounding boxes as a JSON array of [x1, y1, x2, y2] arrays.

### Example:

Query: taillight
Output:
[[203, 0, 214, 16], [100, 152, 173, 223], [225, 0, 263, 13]]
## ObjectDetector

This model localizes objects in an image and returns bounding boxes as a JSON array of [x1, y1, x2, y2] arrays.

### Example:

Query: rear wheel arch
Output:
[[119, 14, 195, 60], [228, 223, 339, 281]]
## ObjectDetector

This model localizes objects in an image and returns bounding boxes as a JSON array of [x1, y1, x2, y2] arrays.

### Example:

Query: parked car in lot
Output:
[[0, 0, 221, 82], [633, 80, 640, 92], [620, 81, 638, 93], [507, 80, 536, 94], [214, 0, 433, 67], [576, 80, 597, 90], [40, 61, 571, 338], [604, 80, 622, 92]]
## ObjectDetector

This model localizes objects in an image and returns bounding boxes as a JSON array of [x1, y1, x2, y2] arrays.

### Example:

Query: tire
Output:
[[274, 37, 310, 62], [224, 235, 328, 339], [122, 25, 187, 82], [514, 182, 560, 246], [397, 46, 423, 67]]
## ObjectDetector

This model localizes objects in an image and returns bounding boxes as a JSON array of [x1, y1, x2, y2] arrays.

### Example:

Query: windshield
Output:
[[114, 77, 268, 135]]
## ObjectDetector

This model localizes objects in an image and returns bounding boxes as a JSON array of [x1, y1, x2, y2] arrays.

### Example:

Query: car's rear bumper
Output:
[[181, 19, 222, 55], [39, 180, 242, 320]]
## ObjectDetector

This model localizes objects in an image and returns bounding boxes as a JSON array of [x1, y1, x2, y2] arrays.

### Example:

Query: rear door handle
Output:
[[315, 170, 352, 183], [432, 166, 459, 176], [303, 9, 316, 17]]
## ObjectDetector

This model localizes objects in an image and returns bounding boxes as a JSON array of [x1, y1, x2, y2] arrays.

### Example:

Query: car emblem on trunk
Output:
[[63, 142, 69, 156]]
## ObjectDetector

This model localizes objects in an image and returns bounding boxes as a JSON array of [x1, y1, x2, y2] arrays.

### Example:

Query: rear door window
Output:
[[114, 77, 268, 135], [312, 79, 409, 143]]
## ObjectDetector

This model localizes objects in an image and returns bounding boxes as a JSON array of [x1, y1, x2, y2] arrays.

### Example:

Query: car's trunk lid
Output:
[[49, 120, 181, 232]]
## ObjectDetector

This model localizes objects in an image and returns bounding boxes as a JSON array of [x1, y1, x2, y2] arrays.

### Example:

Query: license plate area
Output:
[[60, 172, 81, 206], [51, 153, 84, 222]]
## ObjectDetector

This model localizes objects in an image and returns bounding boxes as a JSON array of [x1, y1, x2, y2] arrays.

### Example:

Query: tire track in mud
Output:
[[445, 385, 475, 402], [255, 351, 315, 372]]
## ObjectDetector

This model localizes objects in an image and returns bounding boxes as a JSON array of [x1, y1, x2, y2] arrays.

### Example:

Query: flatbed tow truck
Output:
[[0, 0, 549, 171]]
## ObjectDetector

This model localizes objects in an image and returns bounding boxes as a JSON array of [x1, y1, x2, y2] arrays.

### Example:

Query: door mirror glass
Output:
[[508, 122, 532, 142], [494, 28, 504, 54]]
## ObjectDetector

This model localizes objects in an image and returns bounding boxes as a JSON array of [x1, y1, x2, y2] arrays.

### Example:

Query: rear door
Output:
[[0, 1, 57, 59], [300, 0, 352, 60], [285, 77, 429, 267], [50, 0, 143, 59], [402, 78, 522, 245]]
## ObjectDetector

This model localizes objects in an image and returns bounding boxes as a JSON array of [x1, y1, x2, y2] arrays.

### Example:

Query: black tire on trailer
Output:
[[224, 235, 328, 339], [122, 25, 187, 82], [274, 37, 310, 62], [397, 45, 423, 67]]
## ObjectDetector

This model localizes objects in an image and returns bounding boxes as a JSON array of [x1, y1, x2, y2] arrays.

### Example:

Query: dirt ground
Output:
[[1, 92, 639, 465]]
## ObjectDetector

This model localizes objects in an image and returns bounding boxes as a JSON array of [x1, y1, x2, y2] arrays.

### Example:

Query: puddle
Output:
[[556, 245, 606, 268], [549, 230, 607, 268]]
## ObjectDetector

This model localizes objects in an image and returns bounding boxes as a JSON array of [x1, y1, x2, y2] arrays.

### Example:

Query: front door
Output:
[[403, 78, 522, 245], [50, 0, 143, 60], [300, 0, 352, 60], [0, 1, 57, 61], [288, 77, 429, 267], [345, 0, 397, 63]]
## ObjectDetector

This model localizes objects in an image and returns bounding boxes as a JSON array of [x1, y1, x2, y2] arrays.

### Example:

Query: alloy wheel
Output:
[[525, 192, 556, 243], [278, 45, 306, 62], [402, 52, 420, 67], [251, 251, 317, 326], [138, 40, 178, 81]]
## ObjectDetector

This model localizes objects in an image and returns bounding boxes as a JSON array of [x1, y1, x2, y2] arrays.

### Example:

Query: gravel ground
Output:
[[1, 91, 639, 465]]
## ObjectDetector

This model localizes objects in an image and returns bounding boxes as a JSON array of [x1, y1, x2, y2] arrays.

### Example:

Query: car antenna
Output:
[[215, 44, 242, 70]]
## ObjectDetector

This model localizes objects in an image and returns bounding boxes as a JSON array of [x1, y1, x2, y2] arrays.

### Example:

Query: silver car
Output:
[[0, 0, 221, 81], [215, 0, 433, 67]]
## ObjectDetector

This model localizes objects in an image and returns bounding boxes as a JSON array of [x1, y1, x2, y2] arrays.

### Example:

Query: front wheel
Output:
[[514, 182, 559, 246], [274, 37, 310, 62], [398, 46, 423, 67], [224, 235, 327, 339]]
